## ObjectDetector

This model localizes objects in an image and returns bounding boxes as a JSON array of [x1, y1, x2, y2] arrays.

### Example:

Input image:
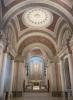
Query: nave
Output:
[[12, 93, 73, 100], [0, 0, 73, 100]]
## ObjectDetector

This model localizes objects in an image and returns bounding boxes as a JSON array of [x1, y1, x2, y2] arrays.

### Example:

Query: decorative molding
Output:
[[2, 1, 73, 23], [22, 43, 53, 59], [3, 0, 15, 7], [50, 56, 60, 63], [57, 23, 72, 50], [22, 7, 53, 28]]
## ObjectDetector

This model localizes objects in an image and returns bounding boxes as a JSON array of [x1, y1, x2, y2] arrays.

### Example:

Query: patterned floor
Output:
[[12, 92, 73, 100]]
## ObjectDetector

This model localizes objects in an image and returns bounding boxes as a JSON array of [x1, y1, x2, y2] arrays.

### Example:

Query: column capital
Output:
[[58, 56, 63, 61], [66, 40, 72, 54], [65, 31, 73, 54], [0, 43, 4, 54], [0, 30, 9, 52], [14, 54, 24, 62], [50, 56, 60, 64], [14, 60, 24, 63]]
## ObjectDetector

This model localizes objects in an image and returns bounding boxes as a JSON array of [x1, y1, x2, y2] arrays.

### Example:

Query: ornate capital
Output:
[[62, 29, 72, 48], [63, 29, 73, 54], [66, 41, 72, 54], [14, 54, 24, 62], [50, 56, 60, 63], [0, 31, 3, 39], [66, 32, 72, 54]]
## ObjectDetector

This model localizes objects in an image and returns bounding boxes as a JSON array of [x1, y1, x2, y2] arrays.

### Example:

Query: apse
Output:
[[26, 56, 46, 81]]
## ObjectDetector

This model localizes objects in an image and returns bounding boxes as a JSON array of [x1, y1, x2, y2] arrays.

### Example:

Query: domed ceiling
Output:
[[22, 7, 53, 27], [0, 0, 73, 58]]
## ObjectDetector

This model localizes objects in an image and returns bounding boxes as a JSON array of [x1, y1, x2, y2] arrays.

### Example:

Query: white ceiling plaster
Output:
[[61, 0, 73, 8], [22, 43, 53, 58], [22, 7, 53, 27], [4, 0, 15, 7], [3, 0, 73, 27]]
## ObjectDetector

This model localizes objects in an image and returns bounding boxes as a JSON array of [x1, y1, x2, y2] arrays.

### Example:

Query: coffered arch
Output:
[[17, 36, 57, 56], [24, 45, 49, 63], [18, 29, 55, 40], [22, 43, 54, 60], [17, 31, 57, 54]]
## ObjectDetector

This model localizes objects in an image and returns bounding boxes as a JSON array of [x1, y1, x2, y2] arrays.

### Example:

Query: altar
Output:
[[30, 80, 42, 86], [27, 80, 42, 90]]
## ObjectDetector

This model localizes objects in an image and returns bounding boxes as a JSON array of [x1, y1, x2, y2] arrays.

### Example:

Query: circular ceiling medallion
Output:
[[22, 7, 53, 27]]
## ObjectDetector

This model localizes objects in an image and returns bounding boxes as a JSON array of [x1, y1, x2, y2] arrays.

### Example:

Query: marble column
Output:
[[12, 61, 18, 91], [46, 65, 51, 91], [0, 53, 8, 96], [7, 59, 14, 100], [50, 62, 57, 92], [68, 52, 73, 96], [0, 46, 4, 89], [17, 62, 24, 92], [45, 67, 48, 87], [9, 60, 14, 91], [59, 58, 65, 93], [0, 47, 4, 75], [0, 47, 4, 97], [24, 62, 28, 87], [22, 61, 26, 91]]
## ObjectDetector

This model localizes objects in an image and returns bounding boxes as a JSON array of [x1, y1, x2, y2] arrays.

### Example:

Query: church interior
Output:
[[0, 0, 73, 100]]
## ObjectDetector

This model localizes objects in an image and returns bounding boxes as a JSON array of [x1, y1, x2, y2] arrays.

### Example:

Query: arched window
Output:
[[26, 56, 46, 80]]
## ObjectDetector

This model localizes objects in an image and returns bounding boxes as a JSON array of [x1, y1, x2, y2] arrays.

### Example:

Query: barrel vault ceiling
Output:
[[0, 0, 73, 59]]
